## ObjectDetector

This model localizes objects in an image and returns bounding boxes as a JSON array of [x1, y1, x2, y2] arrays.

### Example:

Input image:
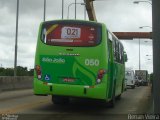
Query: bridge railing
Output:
[[0, 76, 33, 92]]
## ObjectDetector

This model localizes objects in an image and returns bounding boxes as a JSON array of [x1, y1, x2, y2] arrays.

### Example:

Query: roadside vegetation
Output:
[[0, 66, 33, 76]]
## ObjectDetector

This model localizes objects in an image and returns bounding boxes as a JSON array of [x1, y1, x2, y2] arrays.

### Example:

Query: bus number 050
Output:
[[85, 59, 99, 66]]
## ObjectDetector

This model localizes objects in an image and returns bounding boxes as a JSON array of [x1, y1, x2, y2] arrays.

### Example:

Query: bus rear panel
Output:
[[34, 20, 122, 102]]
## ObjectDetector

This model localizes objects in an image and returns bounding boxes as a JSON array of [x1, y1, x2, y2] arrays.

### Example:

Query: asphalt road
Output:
[[0, 86, 152, 120]]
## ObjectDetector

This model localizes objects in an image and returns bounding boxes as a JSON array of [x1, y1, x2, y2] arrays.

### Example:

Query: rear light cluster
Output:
[[96, 69, 106, 84], [35, 65, 42, 80]]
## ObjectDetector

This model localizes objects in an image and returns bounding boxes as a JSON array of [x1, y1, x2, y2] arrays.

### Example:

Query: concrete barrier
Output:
[[0, 76, 33, 91]]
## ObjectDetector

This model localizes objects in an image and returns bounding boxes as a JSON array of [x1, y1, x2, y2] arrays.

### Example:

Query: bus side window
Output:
[[112, 36, 124, 64], [108, 40, 111, 60], [113, 39, 116, 61], [120, 43, 124, 64], [116, 40, 119, 62], [121, 46, 124, 64], [113, 38, 119, 62], [119, 43, 122, 63], [107, 31, 111, 60]]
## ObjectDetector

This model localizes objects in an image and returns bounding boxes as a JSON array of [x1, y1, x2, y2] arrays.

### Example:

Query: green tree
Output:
[[4, 68, 14, 76], [17, 66, 28, 76], [28, 68, 34, 76], [0, 66, 34, 76]]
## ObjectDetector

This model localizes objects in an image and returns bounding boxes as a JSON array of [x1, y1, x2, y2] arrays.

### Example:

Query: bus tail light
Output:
[[96, 69, 106, 84], [35, 65, 42, 80]]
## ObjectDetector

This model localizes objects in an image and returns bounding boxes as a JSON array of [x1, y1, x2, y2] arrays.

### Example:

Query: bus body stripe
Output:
[[46, 24, 58, 35]]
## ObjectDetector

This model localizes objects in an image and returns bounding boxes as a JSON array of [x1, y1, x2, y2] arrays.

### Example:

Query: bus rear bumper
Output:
[[34, 79, 107, 100]]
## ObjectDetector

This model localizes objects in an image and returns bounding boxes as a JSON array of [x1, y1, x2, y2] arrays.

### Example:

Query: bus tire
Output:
[[116, 94, 121, 100], [52, 95, 69, 105]]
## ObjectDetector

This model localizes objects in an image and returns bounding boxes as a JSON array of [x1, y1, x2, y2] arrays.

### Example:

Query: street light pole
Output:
[[14, 0, 19, 76], [139, 38, 141, 70], [133, 0, 152, 5], [67, 3, 74, 19], [44, 0, 46, 21], [84, 0, 86, 20], [139, 26, 152, 29], [146, 55, 152, 56], [75, 0, 77, 19], [67, 3, 86, 19], [152, 0, 160, 113], [62, 0, 64, 19]]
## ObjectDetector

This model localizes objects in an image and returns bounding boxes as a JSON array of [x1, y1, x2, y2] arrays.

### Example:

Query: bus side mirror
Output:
[[124, 52, 128, 62]]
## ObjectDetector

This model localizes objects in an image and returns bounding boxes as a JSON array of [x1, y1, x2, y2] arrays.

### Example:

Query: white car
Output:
[[125, 70, 136, 89]]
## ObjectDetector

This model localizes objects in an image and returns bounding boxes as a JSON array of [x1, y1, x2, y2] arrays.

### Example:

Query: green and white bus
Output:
[[34, 20, 127, 107]]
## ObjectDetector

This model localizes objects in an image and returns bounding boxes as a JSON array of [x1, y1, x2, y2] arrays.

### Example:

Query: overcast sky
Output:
[[0, 0, 153, 73]]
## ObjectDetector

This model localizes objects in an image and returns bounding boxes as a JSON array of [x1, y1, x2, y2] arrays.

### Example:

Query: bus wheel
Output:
[[116, 94, 121, 100], [52, 95, 69, 105]]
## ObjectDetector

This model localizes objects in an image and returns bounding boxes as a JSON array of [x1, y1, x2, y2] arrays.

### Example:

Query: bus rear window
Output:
[[41, 21, 101, 47]]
